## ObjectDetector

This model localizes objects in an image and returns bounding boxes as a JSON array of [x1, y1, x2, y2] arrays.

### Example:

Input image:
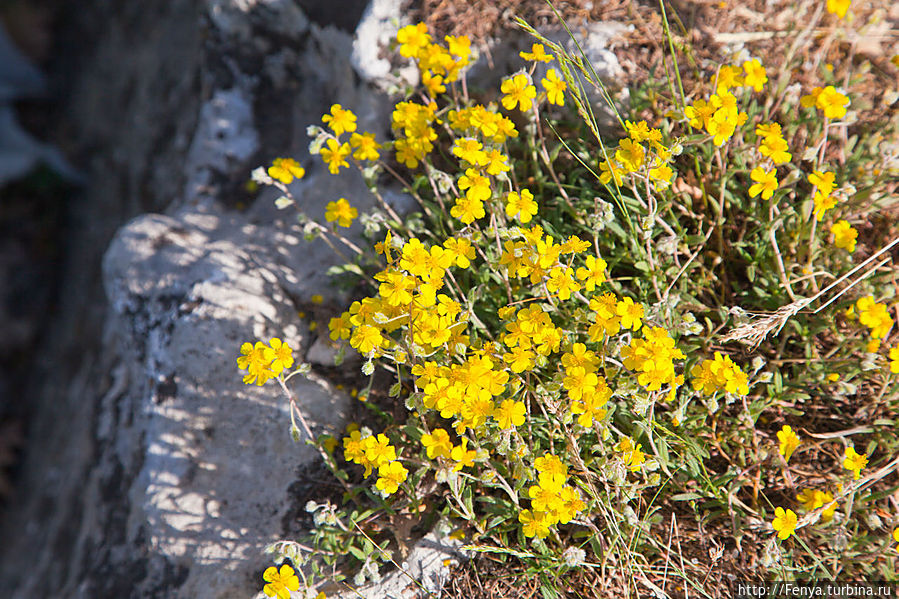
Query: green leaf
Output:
[[672, 492, 704, 502]]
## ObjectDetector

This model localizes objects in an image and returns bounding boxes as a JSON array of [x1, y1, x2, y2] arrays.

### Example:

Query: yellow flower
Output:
[[450, 438, 476, 471], [350, 324, 384, 354], [685, 99, 715, 130], [546, 266, 580, 301], [501, 73, 537, 112], [421, 428, 453, 459], [576, 256, 607, 292], [598, 159, 624, 186], [534, 453, 567, 485], [519, 509, 551, 538], [349, 131, 381, 161], [364, 434, 397, 470], [614, 436, 646, 471], [520, 43, 553, 63], [813, 192, 838, 221], [803, 86, 850, 119], [483, 149, 510, 176], [452, 137, 488, 167], [742, 59, 767, 92], [649, 164, 674, 188], [772, 507, 798, 540], [616, 297, 644, 331], [715, 64, 744, 94], [267, 157, 305, 184], [450, 195, 485, 225], [322, 104, 357, 136], [826, 0, 850, 18], [458, 168, 491, 202], [397, 22, 431, 59], [894, 527, 899, 550], [759, 135, 792, 165], [421, 69, 446, 96], [827, 373, 841, 382], [376, 460, 408, 495], [796, 488, 837, 522], [777, 425, 801, 463], [325, 198, 358, 227], [856, 296, 894, 339], [320, 138, 351, 174], [503, 346, 535, 373], [808, 170, 836, 196], [615, 139, 645, 172], [889, 346, 899, 374], [506, 189, 537, 224], [494, 399, 526, 429], [445, 35, 472, 61], [570, 384, 609, 427], [262, 564, 300, 599], [375, 270, 416, 306], [830, 220, 858, 252], [541, 68, 566, 106], [749, 166, 778, 200], [842, 446, 868, 480], [443, 237, 476, 268], [266, 338, 294, 374], [817, 86, 850, 119], [343, 430, 368, 465], [329, 312, 352, 340]]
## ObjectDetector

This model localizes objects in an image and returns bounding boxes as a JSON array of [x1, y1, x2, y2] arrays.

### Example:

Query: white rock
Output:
[[102, 207, 351, 598]]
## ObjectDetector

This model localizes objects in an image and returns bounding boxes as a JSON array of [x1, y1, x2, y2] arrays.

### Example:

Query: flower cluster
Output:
[[598, 119, 676, 190], [756, 122, 792, 165], [685, 59, 766, 147], [690, 352, 750, 396], [236, 338, 294, 385], [397, 23, 472, 97], [519, 453, 586, 538], [317, 103, 382, 175], [562, 343, 611, 426], [243, 15, 899, 587], [809, 169, 837, 221], [343, 428, 408, 495], [854, 296, 894, 340], [621, 326, 685, 392], [801, 85, 850, 120]]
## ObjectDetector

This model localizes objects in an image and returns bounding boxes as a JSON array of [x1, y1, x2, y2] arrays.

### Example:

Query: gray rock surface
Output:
[[332, 530, 466, 599], [99, 208, 349, 598]]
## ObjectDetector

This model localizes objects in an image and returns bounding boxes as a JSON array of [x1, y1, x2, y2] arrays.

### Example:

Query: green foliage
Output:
[[243, 4, 899, 595]]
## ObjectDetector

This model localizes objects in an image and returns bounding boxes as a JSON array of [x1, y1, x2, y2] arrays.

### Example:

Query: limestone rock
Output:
[[98, 207, 350, 598]]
